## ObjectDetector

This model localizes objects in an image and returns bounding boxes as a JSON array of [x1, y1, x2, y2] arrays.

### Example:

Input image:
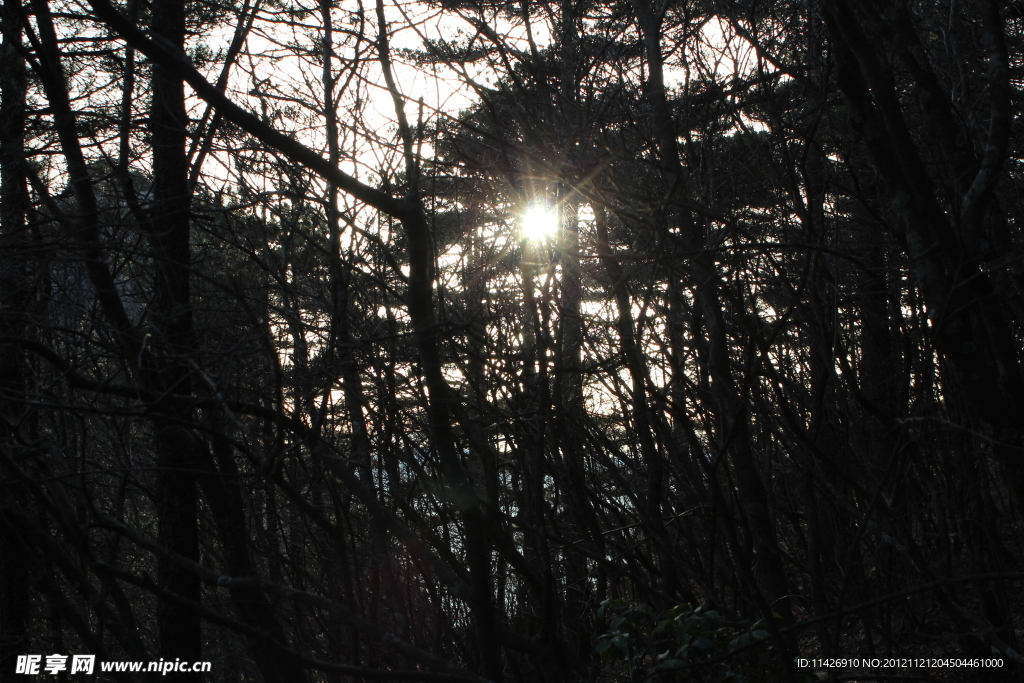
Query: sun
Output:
[[521, 203, 560, 242]]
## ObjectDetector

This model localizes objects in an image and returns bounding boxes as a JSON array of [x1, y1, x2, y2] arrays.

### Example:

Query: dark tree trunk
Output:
[[0, 0, 33, 674], [148, 0, 202, 676]]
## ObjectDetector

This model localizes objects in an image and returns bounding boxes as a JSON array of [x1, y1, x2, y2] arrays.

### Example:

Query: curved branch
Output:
[[84, 0, 411, 221]]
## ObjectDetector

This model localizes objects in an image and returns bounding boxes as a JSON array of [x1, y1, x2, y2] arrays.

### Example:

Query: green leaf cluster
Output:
[[596, 600, 798, 682]]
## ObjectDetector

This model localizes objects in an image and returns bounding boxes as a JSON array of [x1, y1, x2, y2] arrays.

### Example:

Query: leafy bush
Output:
[[596, 600, 804, 682]]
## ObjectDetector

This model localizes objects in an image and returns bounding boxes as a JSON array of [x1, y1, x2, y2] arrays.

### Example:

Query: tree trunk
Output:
[[0, 1, 33, 672], [149, 0, 202, 675]]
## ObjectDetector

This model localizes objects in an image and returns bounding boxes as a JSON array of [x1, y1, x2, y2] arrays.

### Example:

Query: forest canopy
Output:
[[2, 0, 1024, 681]]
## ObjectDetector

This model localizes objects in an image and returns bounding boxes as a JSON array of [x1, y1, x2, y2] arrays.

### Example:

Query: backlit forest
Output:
[[2, 0, 1023, 681]]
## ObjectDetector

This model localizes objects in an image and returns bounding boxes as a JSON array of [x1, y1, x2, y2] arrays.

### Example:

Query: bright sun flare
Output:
[[521, 203, 560, 241]]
